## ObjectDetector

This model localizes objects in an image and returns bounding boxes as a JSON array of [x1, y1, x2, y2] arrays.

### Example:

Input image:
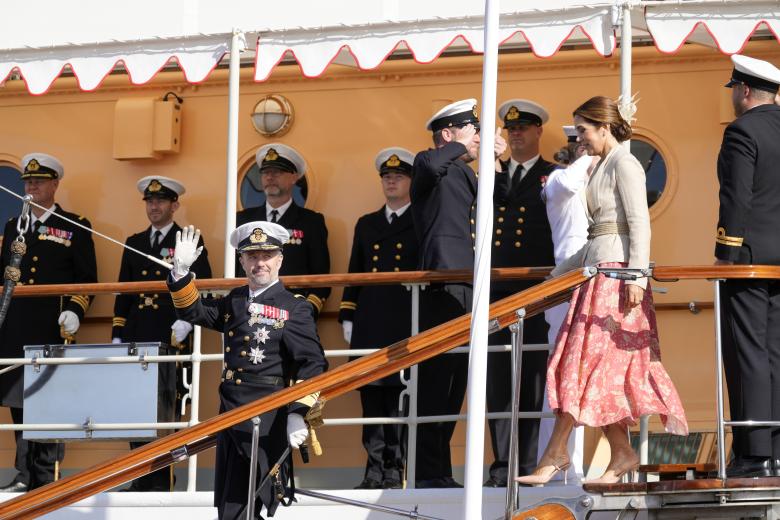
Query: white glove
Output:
[[58, 310, 80, 335], [287, 413, 309, 449], [171, 320, 193, 343], [112, 337, 122, 344], [172, 225, 203, 279], [342, 320, 353, 344]]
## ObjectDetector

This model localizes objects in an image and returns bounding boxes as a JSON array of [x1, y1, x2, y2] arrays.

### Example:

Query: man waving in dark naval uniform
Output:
[[236, 144, 330, 318], [112, 175, 212, 491], [0, 153, 97, 492], [168, 222, 327, 519]]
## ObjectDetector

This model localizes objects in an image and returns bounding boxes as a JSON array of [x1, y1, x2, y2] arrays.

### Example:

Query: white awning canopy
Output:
[[0, 1, 778, 95]]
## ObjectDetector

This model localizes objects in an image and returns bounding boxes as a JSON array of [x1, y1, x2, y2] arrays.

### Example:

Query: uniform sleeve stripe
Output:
[[171, 280, 199, 309], [339, 302, 357, 310], [716, 237, 743, 246], [307, 294, 324, 312], [70, 295, 90, 312], [112, 317, 127, 327], [292, 379, 320, 409]]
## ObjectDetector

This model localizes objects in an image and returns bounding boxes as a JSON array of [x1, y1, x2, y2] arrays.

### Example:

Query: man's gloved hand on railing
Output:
[[287, 413, 309, 449], [342, 320, 353, 344], [172, 225, 203, 280], [58, 310, 79, 335], [171, 320, 193, 343]]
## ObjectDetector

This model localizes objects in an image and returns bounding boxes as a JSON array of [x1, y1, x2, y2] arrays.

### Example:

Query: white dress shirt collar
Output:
[[249, 279, 279, 300], [266, 198, 293, 221], [32, 204, 56, 225], [384, 202, 411, 223], [150, 222, 175, 245], [508, 154, 540, 182]]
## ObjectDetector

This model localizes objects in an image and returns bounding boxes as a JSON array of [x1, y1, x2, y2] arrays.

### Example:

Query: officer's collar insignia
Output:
[[265, 148, 279, 161], [26, 159, 40, 172], [506, 106, 520, 121], [148, 180, 162, 192], [250, 228, 267, 244], [472, 105, 478, 118], [387, 154, 401, 168]]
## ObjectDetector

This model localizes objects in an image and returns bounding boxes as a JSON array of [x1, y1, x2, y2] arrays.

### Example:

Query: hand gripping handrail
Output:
[[0, 269, 591, 519]]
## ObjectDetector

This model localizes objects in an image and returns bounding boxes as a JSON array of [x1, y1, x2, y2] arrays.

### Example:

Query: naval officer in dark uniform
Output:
[[486, 99, 556, 485], [0, 153, 97, 492], [168, 222, 327, 519], [112, 175, 212, 491], [236, 144, 330, 318], [339, 147, 419, 490], [715, 54, 780, 478], [410, 99, 506, 487]]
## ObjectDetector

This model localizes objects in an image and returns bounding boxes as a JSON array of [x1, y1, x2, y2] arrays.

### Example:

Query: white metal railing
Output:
[[0, 281, 648, 491]]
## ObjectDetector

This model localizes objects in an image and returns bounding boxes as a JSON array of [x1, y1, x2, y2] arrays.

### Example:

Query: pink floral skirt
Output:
[[546, 262, 688, 435]]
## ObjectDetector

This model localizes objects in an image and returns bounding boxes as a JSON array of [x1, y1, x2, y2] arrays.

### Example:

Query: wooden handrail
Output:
[[11, 265, 780, 298], [0, 269, 590, 519]]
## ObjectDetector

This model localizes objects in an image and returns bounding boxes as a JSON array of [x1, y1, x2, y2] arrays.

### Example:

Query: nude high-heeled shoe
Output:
[[585, 459, 640, 485], [514, 456, 571, 487]]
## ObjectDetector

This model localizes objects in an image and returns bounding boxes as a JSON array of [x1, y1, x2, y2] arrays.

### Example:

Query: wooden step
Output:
[[584, 476, 780, 495], [639, 463, 717, 480]]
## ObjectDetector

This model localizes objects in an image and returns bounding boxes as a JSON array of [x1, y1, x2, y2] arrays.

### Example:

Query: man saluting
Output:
[[168, 222, 327, 519]]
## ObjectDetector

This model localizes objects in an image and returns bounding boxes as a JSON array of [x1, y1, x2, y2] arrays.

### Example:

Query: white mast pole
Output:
[[463, 0, 500, 517]]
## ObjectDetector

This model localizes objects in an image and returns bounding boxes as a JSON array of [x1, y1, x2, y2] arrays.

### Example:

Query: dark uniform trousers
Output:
[[0, 206, 97, 488], [716, 104, 780, 460], [168, 275, 327, 519], [339, 208, 419, 483], [113, 223, 212, 490], [236, 203, 331, 318], [410, 142, 477, 481], [488, 157, 556, 480]]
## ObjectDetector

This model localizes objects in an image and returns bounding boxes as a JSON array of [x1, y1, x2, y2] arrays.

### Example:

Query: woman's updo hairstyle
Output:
[[573, 96, 632, 143]]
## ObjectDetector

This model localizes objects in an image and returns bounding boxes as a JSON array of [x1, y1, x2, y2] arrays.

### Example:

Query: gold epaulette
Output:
[[171, 278, 199, 308], [716, 227, 743, 247]]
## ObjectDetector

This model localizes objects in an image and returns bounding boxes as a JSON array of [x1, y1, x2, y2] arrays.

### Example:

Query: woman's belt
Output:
[[587, 222, 629, 239], [221, 370, 284, 387]]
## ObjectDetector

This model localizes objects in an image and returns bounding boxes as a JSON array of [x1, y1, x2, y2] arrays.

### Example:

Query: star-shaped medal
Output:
[[253, 326, 270, 344], [249, 347, 266, 365]]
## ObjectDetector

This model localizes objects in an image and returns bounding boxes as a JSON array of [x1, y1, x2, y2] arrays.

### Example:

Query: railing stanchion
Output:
[[401, 283, 425, 489], [639, 415, 649, 469], [186, 325, 202, 491], [714, 279, 728, 480], [505, 309, 525, 519], [246, 416, 261, 520]]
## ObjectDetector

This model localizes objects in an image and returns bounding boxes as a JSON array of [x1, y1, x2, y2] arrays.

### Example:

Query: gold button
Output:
[[395, 255, 401, 260], [519, 207, 526, 213], [155, 270, 161, 275], [32, 256, 38, 262], [153, 304, 159, 310], [225, 347, 231, 353], [138, 304, 144, 309], [494, 241, 501, 247], [236, 379, 242, 385], [30, 267, 36, 273], [394, 267, 400, 272], [516, 229, 523, 235], [515, 241, 522, 248], [496, 229, 502, 235], [471, 233, 476, 239], [517, 218, 524, 224], [237, 367, 243, 372], [498, 217, 504, 223], [470, 219, 475, 225], [244, 336, 250, 342], [373, 244, 380, 250], [28, 279, 34, 284], [372, 255, 379, 261], [499, 206, 506, 212], [372, 267, 378, 273], [142, 270, 148, 275], [228, 331, 234, 337], [240, 350, 247, 357], [153, 293, 159, 298], [396, 243, 403, 249], [140, 293, 145, 297]]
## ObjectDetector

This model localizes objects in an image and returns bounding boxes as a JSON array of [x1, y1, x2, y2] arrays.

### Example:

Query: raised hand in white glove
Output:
[[287, 413, 309, 449], [112, 337, 122, 344], [342, 320, 353, 344], [171, 320, 193, 343], [172, 225, 203, 279], [58, 310, 80, 335]]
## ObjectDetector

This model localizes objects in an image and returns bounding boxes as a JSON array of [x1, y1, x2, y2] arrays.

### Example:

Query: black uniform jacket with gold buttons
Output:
[[339, 207, 419, 385], [0, 204, 97, 408], [168, 274, 326, 516], [411, 142, 477, 271], [236, 202, 331, 317], [716, 104, 780, 263], [112, 223, 211, 341], [492, 157, 555, 297]]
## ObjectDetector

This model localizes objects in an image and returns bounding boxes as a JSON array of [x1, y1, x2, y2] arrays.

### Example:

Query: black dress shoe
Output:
[[483, 476, 507, 487], [439, 476, 463, 488], [354, 478, 383, 490], [727, 457, 772, 478], [415, 478, 445, 488], [772, 459, 780, 478], [382, 478, 403, 489], [0, 478, 29, 493]]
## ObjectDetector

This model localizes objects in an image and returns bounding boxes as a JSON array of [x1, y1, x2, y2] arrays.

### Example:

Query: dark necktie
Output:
[[389, 212, 397, 224], [29, 220, 41, 239], [511, 165, 524, 191], [152, 230, 162, 252], [270, 210, 279, 223]]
